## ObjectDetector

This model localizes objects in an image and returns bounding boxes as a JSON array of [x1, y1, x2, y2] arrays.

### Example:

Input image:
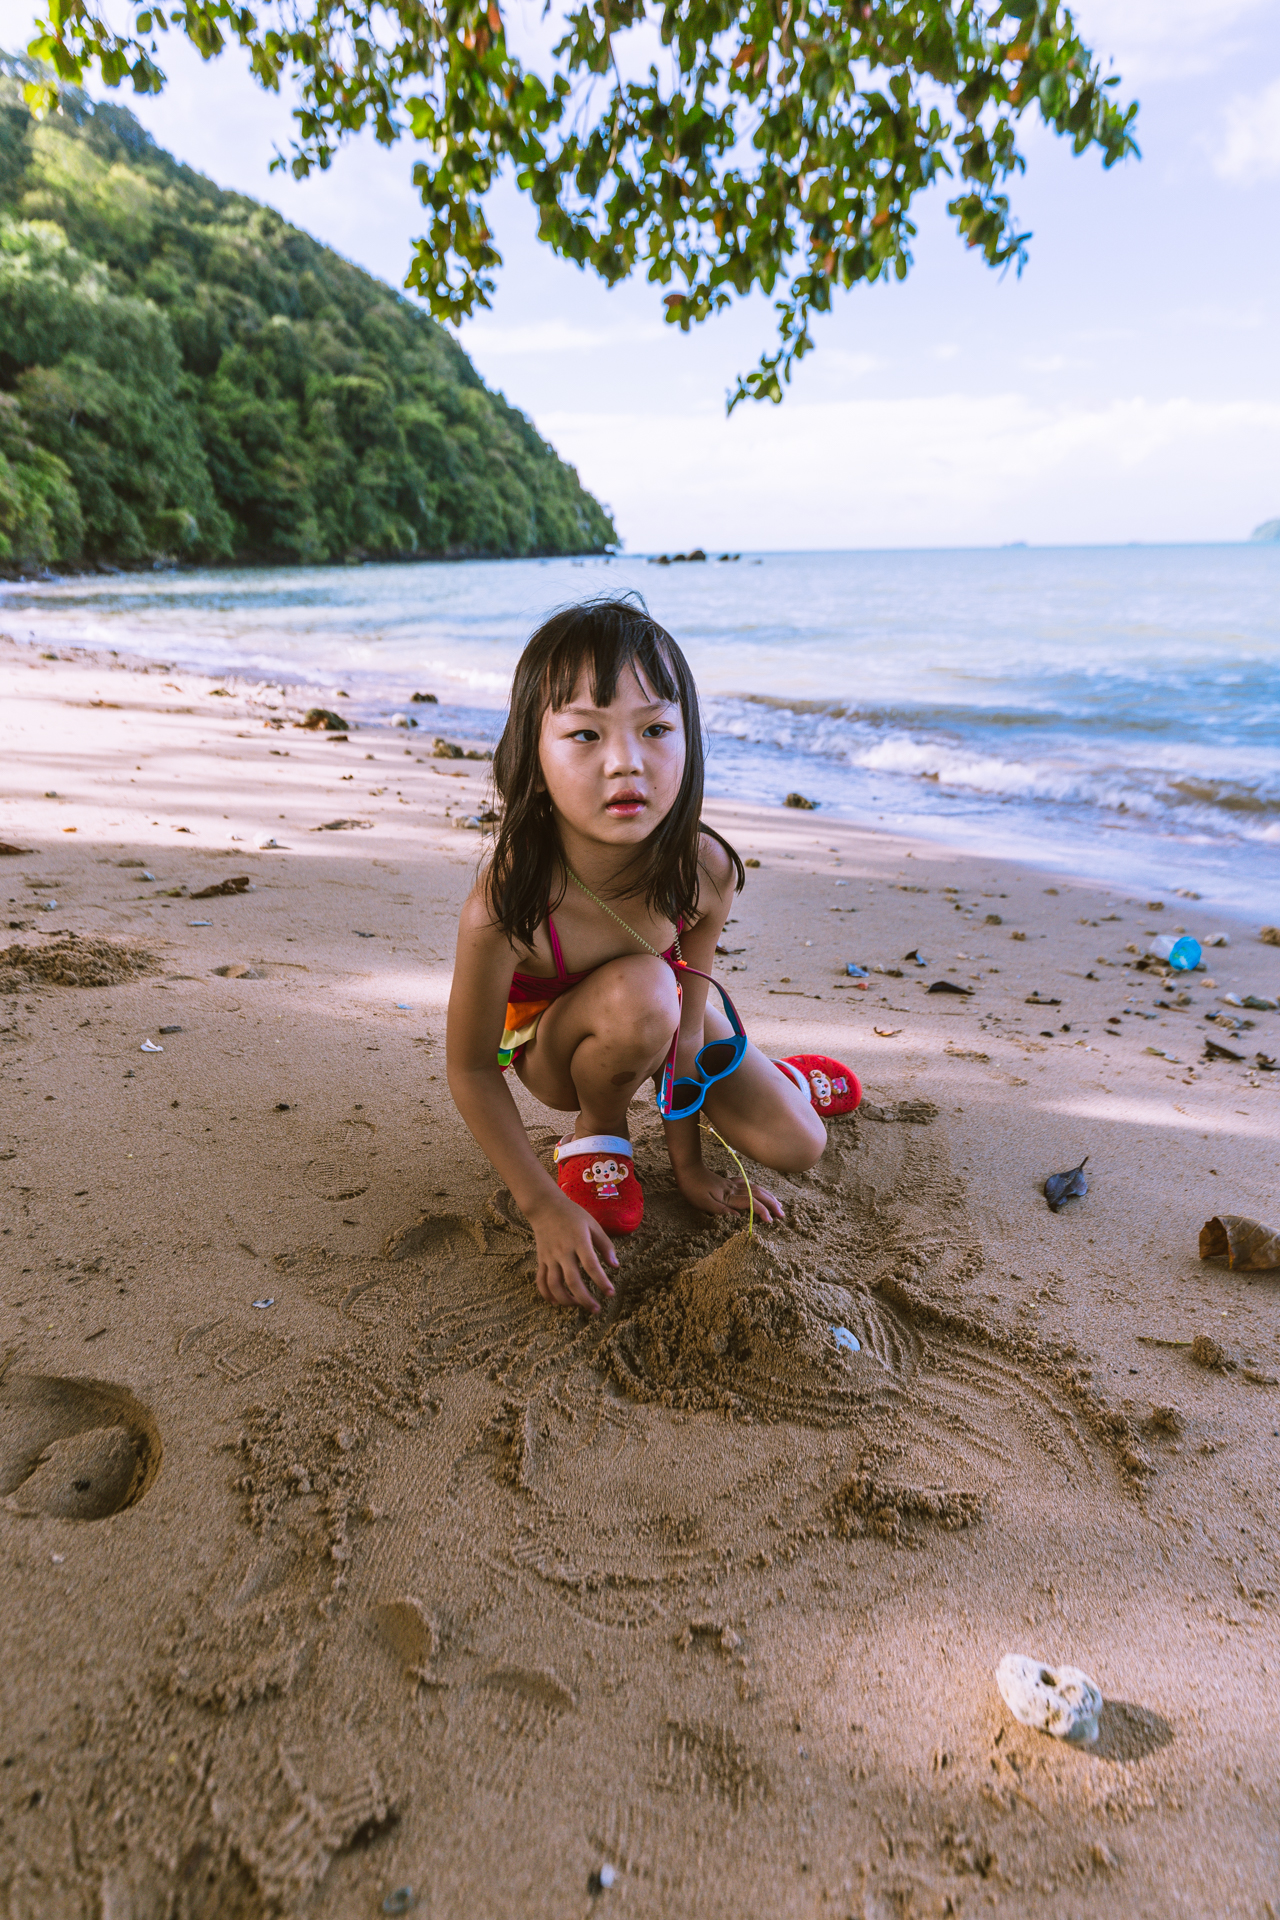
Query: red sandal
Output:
[[553, 1133, 644, 1234], [776, 1054, 862, 1117]]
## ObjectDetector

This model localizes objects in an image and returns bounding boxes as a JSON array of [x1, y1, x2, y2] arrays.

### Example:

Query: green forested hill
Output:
[[0, 64, 615, 569]]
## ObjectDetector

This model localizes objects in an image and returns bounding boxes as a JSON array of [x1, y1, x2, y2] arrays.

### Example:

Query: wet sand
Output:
[[3, 630, 1279, 1918]]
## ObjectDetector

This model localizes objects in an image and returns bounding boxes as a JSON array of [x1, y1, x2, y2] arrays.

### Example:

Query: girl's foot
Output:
[[554, 1133, 645, 1234], [776, 1054, 862, 1117]]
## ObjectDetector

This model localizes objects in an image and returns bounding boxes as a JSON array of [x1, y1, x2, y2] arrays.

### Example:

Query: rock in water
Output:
[[995, 1653, 1102, 1744]]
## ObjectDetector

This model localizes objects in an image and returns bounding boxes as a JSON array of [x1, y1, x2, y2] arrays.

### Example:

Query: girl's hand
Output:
[[528, 1194, 619, 1312], [675, 1166, 785, 1224]]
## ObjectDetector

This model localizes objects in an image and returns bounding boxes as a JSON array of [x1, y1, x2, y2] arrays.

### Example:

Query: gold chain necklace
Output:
[[566, 867, 683, 962]]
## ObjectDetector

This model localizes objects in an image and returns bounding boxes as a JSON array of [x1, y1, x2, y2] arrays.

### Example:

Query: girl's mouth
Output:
[[605, 791, 646, 817]]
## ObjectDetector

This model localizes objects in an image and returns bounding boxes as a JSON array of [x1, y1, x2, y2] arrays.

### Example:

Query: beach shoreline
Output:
[[2, 611, 1272, 929], [3, 633, 1280, 1917]]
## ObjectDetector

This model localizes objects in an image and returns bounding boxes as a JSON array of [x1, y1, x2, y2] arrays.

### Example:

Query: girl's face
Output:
[[538, 663, 686, 853]]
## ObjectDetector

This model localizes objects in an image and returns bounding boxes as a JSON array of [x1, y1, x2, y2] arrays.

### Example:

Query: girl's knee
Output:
[[597, 955, 680, 1036], [763, 1112, 826, 1174]]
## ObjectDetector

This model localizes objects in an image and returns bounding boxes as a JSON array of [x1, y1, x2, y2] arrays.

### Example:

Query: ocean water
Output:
[[5, 545, 1278, 915]]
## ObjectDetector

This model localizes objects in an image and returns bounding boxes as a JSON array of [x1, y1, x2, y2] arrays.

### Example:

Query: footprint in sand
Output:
[[0, 1369, 162, 1519], [303, 1116, 377, 1202], [382, 1210, 489, 1261], [179, 1316, 288, 1383]]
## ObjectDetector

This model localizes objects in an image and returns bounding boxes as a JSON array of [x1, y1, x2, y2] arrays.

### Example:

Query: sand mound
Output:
[[601, 1230, 901, 1423], [0, 931, 160, 990]]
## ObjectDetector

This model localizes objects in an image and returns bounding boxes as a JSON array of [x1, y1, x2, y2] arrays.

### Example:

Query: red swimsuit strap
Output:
[[546, 912, 568, 982], [510, 908, 684, 994]]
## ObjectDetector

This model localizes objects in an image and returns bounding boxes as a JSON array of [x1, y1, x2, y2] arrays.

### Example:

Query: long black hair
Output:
[[486, 595, 744, 949]]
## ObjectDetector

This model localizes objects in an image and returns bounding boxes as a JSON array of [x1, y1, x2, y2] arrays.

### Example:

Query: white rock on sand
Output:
[[996, 1652, 1103, 1744]]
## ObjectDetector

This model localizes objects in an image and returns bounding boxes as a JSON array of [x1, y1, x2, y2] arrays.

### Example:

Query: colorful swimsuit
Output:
[[499, 912, 683, 1070]]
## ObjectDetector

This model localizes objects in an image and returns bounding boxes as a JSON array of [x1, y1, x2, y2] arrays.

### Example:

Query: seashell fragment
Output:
[[996, 1653, 1102, 1745], [1199, 1214, 1280, 1272], [1044, 1156, 1088, 1212]]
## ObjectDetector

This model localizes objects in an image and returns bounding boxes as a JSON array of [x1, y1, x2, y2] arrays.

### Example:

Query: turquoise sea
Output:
[[4, 545, 1278, 915]]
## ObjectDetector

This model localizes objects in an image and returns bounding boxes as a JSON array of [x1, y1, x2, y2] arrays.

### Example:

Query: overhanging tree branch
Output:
[[23, 0, 1139, 409]]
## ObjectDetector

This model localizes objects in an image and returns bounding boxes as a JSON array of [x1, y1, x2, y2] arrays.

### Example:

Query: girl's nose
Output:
[[604, 736, 643, 774]]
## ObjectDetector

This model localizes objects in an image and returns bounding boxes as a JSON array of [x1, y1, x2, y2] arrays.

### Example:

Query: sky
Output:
[[1, 0, 1277, 551]]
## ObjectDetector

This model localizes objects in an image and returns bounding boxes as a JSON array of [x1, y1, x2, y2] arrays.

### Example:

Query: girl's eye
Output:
[[643, 723, 673, 738], [568, 728, 600, 742]]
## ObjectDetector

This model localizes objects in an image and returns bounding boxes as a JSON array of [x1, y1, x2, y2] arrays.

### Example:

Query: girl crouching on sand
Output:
[[446, 598, 861, 1312]]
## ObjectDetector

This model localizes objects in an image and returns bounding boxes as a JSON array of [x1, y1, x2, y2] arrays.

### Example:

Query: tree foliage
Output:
[[0, 67, 616, 568], [26, 0, 1137, 407]]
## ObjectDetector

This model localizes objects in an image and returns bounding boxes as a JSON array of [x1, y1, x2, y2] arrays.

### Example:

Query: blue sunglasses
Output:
[[657, 964, 748, 1121]]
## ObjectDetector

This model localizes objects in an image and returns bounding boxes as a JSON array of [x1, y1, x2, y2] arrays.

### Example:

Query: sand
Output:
[[2, 628, 1279, 1919]]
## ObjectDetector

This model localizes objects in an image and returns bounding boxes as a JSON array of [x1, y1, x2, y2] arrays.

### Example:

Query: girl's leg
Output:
[[697, 1003, 827, 1172], [516, 954, 681, 1137]]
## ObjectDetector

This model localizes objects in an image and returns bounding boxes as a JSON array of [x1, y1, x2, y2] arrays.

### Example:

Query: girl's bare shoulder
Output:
[[457, 879, 511, 949], [696, 830, 737, 901]]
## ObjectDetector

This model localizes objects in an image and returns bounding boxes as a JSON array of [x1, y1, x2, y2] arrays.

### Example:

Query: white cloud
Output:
[[456, 318, 664, 356], [1212, 76, 1280, 181], [1021, 354, 1085, 373], [538, 393, 1280, 551], [823, 350, 882, 378], [1067, 0, 1271, 82]]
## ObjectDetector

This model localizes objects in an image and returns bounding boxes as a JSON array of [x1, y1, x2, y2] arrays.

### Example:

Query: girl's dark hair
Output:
[[487, 595, 744, 948]]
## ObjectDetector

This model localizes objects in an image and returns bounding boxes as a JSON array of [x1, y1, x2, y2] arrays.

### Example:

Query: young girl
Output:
[[446, 597, 861, 1313]]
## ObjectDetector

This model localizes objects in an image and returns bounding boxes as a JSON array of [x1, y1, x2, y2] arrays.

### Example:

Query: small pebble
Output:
[[158, 1025, 183, 1035], [252, 1298, 275, 1310], [599, 1863, 616, 1889], [382, 1890, 415, 1916]]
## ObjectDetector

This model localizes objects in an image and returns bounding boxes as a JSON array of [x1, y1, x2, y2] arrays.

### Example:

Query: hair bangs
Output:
[[542, 608, 682, 718]]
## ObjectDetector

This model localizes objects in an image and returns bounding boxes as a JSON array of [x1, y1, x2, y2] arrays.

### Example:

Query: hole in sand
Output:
[[0, 1369, 162, 1520]]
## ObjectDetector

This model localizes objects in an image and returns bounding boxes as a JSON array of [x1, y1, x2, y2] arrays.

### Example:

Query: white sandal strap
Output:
[[554, 1133, 633, 1162]]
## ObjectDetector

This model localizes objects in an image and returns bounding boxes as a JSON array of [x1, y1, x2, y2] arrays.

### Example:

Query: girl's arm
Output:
[[446, 890, 618, 1313]]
